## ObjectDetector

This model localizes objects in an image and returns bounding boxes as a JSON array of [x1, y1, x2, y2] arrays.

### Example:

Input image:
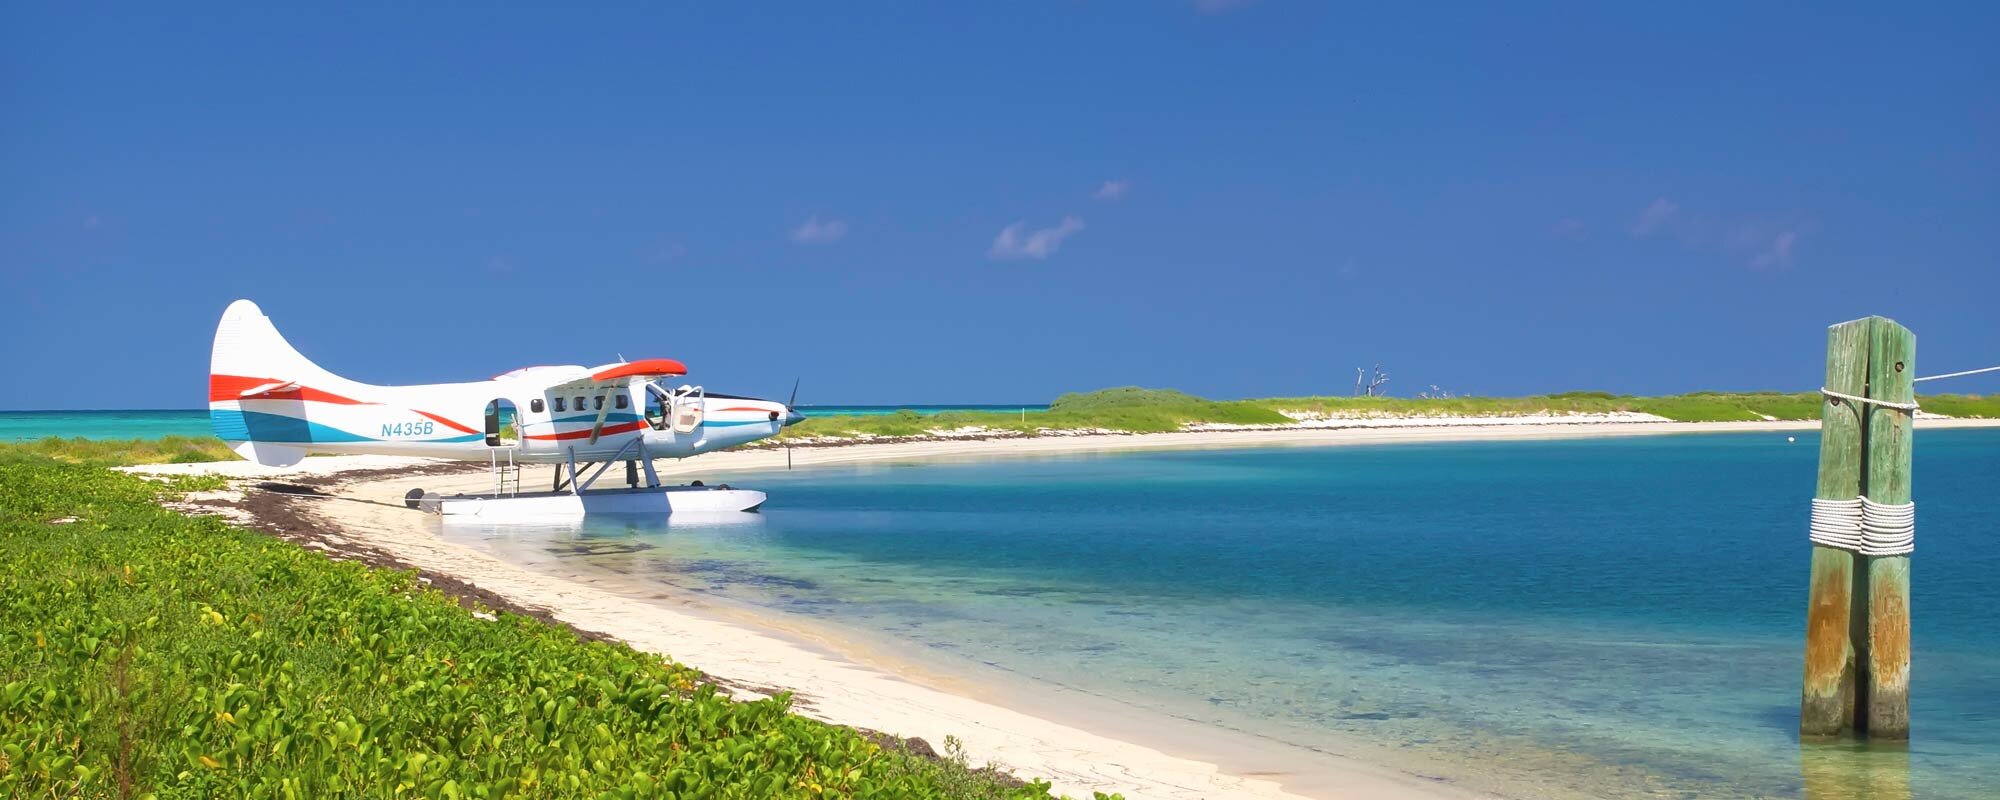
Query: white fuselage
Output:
[[210, 369, 793, 464], [207, 299, 799, 467]]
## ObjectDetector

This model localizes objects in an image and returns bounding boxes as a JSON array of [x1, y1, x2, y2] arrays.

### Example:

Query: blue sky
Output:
[[4, 3, 1995, 409]]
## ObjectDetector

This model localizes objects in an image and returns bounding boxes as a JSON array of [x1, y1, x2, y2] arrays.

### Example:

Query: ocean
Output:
[[0, 405, 1047, 442], [439, 430, 2000, 799]]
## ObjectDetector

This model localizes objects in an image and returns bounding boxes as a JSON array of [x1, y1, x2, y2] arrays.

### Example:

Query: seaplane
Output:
[[209, 299, 802, 517]]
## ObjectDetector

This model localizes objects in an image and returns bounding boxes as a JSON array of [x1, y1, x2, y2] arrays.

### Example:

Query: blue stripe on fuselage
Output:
[[210, 408, 483, 444]]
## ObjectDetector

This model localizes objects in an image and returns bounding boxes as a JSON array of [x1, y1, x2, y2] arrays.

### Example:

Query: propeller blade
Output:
[[783, 378, 800, 469]]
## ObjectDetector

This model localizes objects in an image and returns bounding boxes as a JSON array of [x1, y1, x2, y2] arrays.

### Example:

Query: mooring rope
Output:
[[1818, 387, 1920, 411], [1808, 497, 1915, 556], [1814, 362, 2000, 412], [1914, 364, 2000, 383]]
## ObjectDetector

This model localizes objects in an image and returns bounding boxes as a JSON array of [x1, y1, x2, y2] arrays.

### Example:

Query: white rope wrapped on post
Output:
[[1807, 496, 1915, 556], [1808, 498, 1865, 551], [1819, 387, 1919, 411], [1860, 498, 1915, 555]]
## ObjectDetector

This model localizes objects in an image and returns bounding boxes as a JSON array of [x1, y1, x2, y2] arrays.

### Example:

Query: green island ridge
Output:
[[773, 387, 2000, 441], [0, 458, 1109, 799]]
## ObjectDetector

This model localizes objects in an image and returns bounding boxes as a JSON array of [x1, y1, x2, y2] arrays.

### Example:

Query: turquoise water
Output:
[[0, 410, 213, 441], [442, 431, 2000, 799], [0, 405, 1046, 441]]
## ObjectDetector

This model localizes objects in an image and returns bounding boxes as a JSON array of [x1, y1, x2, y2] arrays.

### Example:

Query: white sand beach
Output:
[[134, 416, 2000, 800]]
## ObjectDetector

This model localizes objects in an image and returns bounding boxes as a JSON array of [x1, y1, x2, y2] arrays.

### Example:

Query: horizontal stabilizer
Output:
[[230, 440, 307, 468], [238, 380, 301, 398]]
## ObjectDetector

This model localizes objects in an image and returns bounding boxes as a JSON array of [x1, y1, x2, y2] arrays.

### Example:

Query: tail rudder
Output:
[[208, 299, 344, 466], [209, 299, 327, 388]]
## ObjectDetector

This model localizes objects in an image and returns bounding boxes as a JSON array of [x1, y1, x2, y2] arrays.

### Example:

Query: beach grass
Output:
[[1911, 393, 2000, 418], [0, 435, 237, 467], [0, 458, 1095, 799]]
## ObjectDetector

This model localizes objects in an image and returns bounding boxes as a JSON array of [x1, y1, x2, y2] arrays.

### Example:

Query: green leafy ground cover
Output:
[[0, 460, 1093, 798], [778, 388, 2000, 440], [0, 435, 237, 467]]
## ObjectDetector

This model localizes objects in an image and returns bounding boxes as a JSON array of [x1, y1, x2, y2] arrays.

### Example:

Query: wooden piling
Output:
[[1861, 319, 1915, 738], [1800, 318, 1871, 737]]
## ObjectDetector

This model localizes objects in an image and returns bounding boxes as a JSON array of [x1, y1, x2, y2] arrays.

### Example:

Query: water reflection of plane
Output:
[[441, 510, 767, 579]]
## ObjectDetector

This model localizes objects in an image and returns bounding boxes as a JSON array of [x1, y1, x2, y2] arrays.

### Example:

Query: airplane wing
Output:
[[510, 360, 689, 445], [584, 359, 687, 444], [590, 358, 687, 382]]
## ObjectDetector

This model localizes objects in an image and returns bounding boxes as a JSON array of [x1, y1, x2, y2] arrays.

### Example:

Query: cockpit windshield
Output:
[[643, 383, 669, 431]]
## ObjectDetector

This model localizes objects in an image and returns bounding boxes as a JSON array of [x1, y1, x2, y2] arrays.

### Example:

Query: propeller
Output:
[[785, 378, 799, 470]]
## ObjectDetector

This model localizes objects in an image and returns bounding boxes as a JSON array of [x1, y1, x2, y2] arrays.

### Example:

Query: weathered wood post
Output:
[[1800, 315, 1916, 740], [1861, 320, 1915, 738], [1801, 318, 1870, 737]]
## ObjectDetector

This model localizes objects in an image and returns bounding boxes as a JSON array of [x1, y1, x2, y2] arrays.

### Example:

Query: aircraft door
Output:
[[484, 399, 518, 446], [671, 385, 704, 434]]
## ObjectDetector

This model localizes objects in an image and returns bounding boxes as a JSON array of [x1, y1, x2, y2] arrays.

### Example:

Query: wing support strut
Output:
[[565, 438, 650, 495]]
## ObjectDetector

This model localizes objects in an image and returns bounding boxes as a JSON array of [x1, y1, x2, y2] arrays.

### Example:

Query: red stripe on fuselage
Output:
[[414, 409, 480, 434], [524, 420, 651, 441], [208, 374, 369, 405], [209, 374, 479, 433]]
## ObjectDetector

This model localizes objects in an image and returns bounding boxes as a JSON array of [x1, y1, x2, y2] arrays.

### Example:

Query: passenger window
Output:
[[594, 396, 605, 411], [615, 395, 629, 410], [575, 396, 586, 410], [531, 399, 545, 413], [553, 397, 566, 412]]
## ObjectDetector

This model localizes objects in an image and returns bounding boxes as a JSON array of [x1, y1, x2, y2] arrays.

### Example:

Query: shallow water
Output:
[[440, 430, 2000, 799]]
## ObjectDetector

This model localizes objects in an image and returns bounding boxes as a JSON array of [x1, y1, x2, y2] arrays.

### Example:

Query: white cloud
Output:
[[1193, 0, 1256, 14], [988, 216, 1085, 261], [1629, 198, 1679, 237], [1625, 197, 1808, 268], [1750, 230, 1799, 269], [790, 215, 848, 244], [1095, 179, 1130, 201]]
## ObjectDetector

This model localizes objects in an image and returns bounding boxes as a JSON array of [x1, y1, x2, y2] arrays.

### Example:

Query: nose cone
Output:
[[783, 407, 807, 427]]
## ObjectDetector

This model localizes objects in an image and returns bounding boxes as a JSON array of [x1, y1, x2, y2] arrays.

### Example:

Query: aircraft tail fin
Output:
[[208, 299, 340, 467], [210, 299, 328, 383]]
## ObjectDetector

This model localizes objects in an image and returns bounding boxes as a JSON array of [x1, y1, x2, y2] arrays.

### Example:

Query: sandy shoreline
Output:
[[133, 417, 1999, 799]]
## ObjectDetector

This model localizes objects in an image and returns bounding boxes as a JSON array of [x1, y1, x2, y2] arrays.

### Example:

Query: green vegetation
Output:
[[0, 459, 1095, 798], [778, 388, 2000, 440], [1912, 394, 2000, 419], [783, 389, 1288, 440], [0, 435, 236, 467]]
